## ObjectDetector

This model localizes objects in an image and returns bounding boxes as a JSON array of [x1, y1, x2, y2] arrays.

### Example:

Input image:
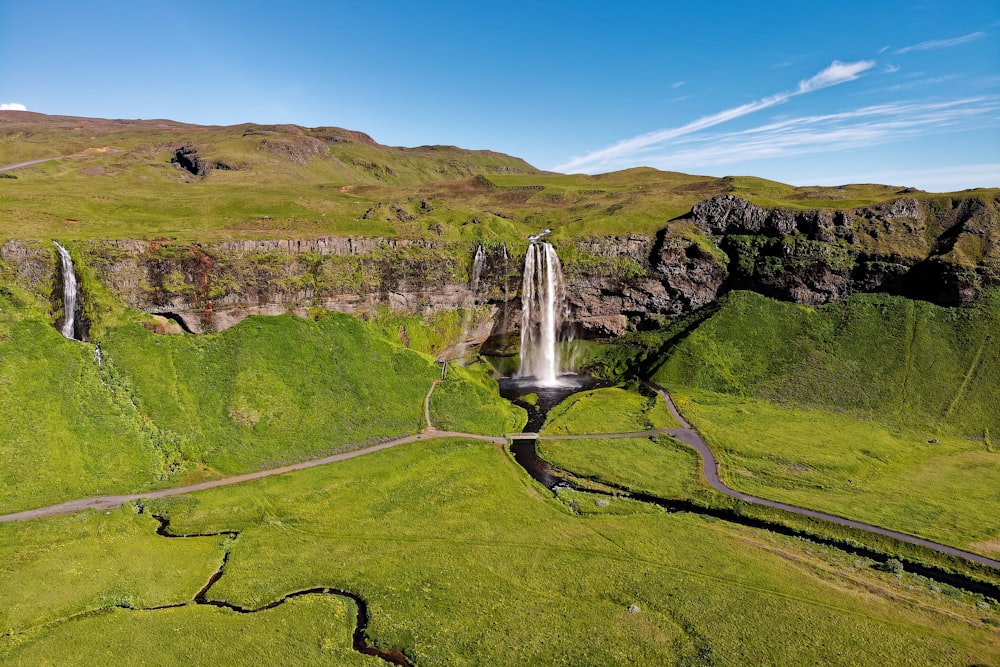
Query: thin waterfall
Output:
[[470, 244, 486, 295], [53, 241, 79, 340], [517, 233, 568, 387]]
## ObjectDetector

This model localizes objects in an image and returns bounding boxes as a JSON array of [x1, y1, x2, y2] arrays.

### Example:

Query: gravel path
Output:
[[642, 381, 1000, 570], [2, 377, 996, 572]]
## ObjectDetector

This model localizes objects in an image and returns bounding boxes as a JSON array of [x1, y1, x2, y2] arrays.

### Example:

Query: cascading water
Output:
[[470, 244, 486, 295], [517, 231, 569, 387], [53, 241, 79, 340]]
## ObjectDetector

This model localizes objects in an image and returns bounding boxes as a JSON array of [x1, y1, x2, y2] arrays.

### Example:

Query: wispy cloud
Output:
[[0, 103, 27, 111], [894, 31, 985, 55], [554, 60, 875, 173], [610, 97, 1000, 172], [671, 81, 685, 89], [883, 64, 900, 74]]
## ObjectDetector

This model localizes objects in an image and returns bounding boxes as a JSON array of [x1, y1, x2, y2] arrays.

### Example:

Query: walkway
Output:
[[2, 377, 997, 572], [641, 381, 1000, 570]]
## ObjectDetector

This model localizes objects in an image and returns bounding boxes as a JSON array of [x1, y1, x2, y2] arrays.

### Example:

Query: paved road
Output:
[[2, 377, 997, 572], [641, 381, 1000, 570], [0, 156, 65, 172], [0, 429, 505, 523]]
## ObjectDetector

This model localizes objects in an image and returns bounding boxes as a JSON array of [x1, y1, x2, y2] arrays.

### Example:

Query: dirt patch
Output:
[[969, 539, 1000, 556], [80, 166, 106, 176]]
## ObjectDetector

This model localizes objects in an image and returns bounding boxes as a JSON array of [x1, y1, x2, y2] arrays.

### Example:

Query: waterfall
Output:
[[517, 234, 568, 387], [470, 244, 486, 296], [53, 241, 79, 340]]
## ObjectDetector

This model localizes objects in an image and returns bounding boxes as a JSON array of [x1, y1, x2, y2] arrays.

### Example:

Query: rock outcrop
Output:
[[4, 194, 996, 345]]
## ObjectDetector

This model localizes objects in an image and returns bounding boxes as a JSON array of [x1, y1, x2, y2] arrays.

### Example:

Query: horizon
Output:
[[2, 1, 998, 191]]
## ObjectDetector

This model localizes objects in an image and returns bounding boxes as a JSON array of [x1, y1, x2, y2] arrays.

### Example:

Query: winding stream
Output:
[[500, 376, 1000, 601], [144, 511, 412, 666]]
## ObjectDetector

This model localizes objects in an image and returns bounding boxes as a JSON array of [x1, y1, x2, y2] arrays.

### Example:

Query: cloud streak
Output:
[[555, 60, 875, 172], [894, 31, 985, 55], [0, 103, 27, 111], [614, 97, 1000, 171]]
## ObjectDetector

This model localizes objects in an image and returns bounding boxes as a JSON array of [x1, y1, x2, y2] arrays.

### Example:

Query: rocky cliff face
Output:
[[3, 194, 996, 345]]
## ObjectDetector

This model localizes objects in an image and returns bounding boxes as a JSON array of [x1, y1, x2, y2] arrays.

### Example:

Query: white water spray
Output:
[[53, 241, 78, 340], [470, 244, 486, 296], [517, 233, 569, 387]]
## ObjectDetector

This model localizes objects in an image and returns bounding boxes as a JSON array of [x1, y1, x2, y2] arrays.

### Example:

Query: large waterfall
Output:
[[53, 241, 79, 340], [517, 233, 568, 387]]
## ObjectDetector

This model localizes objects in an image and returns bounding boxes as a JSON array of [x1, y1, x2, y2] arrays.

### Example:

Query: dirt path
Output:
[[0, 429, 504, 524], [641, 381, 1000, 570], [2, 378, 997, 572], [0, 156, 68, 172]]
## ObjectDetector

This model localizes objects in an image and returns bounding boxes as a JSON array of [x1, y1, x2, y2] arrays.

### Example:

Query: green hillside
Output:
[[653, 290, 999, 436], [0, 270, 523, 513], [649, 290, 1000, 552]]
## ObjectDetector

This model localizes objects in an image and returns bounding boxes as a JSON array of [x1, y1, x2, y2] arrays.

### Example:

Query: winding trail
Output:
[[0, 429, 504, 524], [639, 381, 1000, 570], [1, 379, 997, 574]]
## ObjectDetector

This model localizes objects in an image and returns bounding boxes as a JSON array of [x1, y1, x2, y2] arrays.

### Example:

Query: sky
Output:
[[1, 0, 998, 191]]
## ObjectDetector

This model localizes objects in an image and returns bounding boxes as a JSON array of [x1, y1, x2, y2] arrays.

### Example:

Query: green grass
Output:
[[428, 362, 527, 435], [0, 283, 519, 511], [538, 436, 701, 500], [101, 312, 438, 474], [670, 388, 1000, 553], [0, 316, 169, 512], [540, 385, 678, 435], [2, 438, 996, 665], [1, 597, 375, 667], [646, 290, 1000, 553], [0, 510, 223, 635], [652, 290, 1000, 437]]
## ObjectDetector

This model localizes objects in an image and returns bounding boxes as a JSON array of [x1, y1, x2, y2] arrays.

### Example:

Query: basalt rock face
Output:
[[3, 195, 996, 342], [77, 237, 481, 335], [686, 194, 999, 307]]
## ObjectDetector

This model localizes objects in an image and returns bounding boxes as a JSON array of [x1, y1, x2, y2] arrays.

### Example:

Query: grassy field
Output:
[[0, 277, 520, 511], [1, 438, 996, 665], [671, 388, 1000, 554], [647, 290, 1000, 554], [539, 385, 678, 435], [4, 113, 995, 249], [538, 435, 701, 500]]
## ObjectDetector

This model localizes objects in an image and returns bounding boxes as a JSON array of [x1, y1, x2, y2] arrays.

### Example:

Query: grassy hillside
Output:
[[4, 112, 995, 247], [0, 262, 523, 511], [3, 438, 996, 665], [649, 290, 1000, 552], [653, 290, 999, 436]]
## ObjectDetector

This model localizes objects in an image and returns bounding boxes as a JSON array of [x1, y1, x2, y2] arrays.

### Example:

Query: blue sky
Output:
[[1, 0, 998, 190]]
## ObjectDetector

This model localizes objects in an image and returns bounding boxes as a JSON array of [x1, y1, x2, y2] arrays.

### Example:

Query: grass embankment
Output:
[[428, 362, 526, 435], [650, 290, 1000, 553], [539, 385, 678, 435], [2, 438, 996, 665], [102, 313, 438, 474], [0, 269, 520, 511]]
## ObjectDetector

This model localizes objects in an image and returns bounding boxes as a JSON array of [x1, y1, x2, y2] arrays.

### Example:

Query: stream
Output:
[[497, 376, 1000, 602]]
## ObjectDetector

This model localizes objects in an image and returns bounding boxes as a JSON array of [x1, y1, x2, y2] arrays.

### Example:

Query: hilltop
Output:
[[1, 111, 996, 248]]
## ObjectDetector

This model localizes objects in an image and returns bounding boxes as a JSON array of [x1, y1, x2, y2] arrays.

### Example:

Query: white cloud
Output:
[[671, 81, 685, 89], [619, 97, 1000, 172], [0, 103, 27, 111], [883, 64, 901, 74], [554, 60, 876, 173], [894, 31, 985, 55], [796, 60, 876, 93]]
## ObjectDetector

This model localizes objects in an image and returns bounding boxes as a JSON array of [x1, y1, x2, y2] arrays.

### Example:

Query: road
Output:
[[1, 378, 996, 571], [640, 381, 1000, 570]]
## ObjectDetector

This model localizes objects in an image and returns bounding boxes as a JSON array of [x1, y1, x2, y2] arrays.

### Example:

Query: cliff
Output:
[[2, 194, 996, 346]]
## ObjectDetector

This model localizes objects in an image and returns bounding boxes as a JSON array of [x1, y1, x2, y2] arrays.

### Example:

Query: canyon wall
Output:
[[3, 194, 996, 343]]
